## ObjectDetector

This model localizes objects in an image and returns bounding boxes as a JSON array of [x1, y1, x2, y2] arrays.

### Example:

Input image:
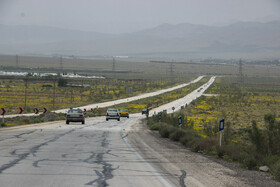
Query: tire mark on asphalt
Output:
[[180, 170, 187, 187], [0, 129, 75, 173]]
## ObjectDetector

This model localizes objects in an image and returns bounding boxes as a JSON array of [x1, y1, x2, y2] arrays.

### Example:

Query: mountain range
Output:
[[0, 21, 279, 59]]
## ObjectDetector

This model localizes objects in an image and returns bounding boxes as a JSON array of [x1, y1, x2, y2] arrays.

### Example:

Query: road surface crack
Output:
[[85, 132, 118, 186], [0, 129, 75, 173], [179, 170, 187, 187]]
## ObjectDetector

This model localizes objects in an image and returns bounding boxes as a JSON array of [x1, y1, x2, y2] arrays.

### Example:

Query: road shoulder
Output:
[[127, 119, 280, 187]]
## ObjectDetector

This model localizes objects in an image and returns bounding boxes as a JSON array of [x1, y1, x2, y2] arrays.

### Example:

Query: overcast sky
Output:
[[0, 0, 280, 33]]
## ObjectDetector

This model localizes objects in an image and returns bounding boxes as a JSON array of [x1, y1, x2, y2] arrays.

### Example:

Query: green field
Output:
[[147, 75, 280, 180]]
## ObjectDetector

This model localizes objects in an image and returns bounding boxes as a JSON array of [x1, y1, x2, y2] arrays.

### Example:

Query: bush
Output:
[[149, 123, 159, 131], [240, 153, 257, 170], [197, 136, 218, 154], [216, 146, 226, 158], [1, 122, 6, 127], [271, 160, 280, 181], [170, 129, 185, 141], [159, 125, 172, 138]]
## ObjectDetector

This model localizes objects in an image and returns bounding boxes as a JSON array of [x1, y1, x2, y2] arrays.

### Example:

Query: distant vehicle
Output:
[[106, 108, 120, 121], [142, 108, 147, 115], [119, 109, 129, 118], [197, 88, 203, 92], [66, 108, 85, 124]]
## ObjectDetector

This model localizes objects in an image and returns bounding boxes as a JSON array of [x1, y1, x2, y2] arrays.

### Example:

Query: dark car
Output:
[[66, 108, 85, 124], [142, 108, 147, 115]]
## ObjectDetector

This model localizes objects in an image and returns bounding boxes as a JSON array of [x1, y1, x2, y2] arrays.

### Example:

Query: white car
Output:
[[106, 108, 120, 121]]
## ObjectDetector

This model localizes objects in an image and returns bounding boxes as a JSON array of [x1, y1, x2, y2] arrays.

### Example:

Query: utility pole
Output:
[[112, 57, 116, 71], [53, 79, 56, 109], [169, 60, 175, 83], [60, 56, 63, 75], [16, 55, 19, 68], [239, 59, 243, 83], [24, 78, 28, 109], [112, 57, 116, 78]]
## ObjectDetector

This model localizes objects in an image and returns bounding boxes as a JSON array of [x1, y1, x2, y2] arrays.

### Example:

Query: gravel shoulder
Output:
[[127, 119, 280, 187]]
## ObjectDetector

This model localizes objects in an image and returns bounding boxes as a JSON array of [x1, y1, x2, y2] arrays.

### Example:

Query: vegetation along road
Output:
[[1, 76, 278, 186]]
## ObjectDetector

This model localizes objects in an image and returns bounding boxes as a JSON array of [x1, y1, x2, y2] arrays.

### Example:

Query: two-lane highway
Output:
[[2, 76, 278, 187], [0, 115, 174, 187]]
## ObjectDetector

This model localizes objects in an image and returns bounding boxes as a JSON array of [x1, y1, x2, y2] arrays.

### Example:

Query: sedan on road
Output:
[[119, 109, 129, 118], [106, 108, 120, 121], [66, 108, 85, 124]]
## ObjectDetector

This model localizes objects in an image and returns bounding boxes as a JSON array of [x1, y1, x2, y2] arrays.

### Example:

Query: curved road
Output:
[[5, 76, 204, 118], [1, 77, 278, 187]]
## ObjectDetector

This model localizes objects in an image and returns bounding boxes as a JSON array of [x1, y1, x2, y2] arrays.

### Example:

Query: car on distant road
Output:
[[106, 108, 120, 121], [119, 109, 129, 118], [142, 108, 147, 115], [66, 108, 85, 124]]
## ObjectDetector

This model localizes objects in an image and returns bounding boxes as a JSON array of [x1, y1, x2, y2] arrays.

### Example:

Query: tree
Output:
[[58, 78, 68, 87]]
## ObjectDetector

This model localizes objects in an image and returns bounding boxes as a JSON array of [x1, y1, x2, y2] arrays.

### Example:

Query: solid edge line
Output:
[[120, 129, 174, 187]]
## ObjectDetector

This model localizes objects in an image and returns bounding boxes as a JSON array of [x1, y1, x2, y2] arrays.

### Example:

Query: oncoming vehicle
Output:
[[106, 108, 120, 121], [119, 109, 129, 118], [142, 108, 147, 115], [66, 108, 85, 124]]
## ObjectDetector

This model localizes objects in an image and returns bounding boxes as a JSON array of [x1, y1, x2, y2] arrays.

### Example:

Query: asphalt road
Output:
[[2, 76, 278, 187], [0, 115, 172, 187]]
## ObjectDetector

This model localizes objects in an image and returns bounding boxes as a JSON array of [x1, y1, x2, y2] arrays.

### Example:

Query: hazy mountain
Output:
[[0, 21, 279, 58]]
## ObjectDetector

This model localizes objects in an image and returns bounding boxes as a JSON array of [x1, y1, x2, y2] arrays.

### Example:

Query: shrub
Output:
[[149, 123, 159, 131], [249, 120, 263, 153], [240, 153, 257, 170], [170, 129, 185, 141], [263, 155, 280, 167], [216, 146, 226, 158], [197, 136, 218, 154], [159, 125, 172, 138], [1, 122, 6, 127], [271, 160, 280, 181]]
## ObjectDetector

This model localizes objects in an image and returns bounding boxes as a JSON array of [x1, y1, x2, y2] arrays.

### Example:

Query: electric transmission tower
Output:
[[239, 59, 243, 83], [169, 60, 175, 82], [60, 56, 63, 75], [15, 55, 20, 68], [112, 57, 116, 71]]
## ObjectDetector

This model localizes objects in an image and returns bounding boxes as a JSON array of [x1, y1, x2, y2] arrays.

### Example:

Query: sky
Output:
[[0, 0, 280, 33]]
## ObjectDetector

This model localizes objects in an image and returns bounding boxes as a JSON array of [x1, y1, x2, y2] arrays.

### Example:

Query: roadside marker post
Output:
[[19, 107, 24, 120], [19, 107, 24, 114], [219, 118, 225, 147], [1, 108, 6, 123], [158, 113, 162, 122], [178, 115, 183, 128], [34, 108, 39, 115]]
